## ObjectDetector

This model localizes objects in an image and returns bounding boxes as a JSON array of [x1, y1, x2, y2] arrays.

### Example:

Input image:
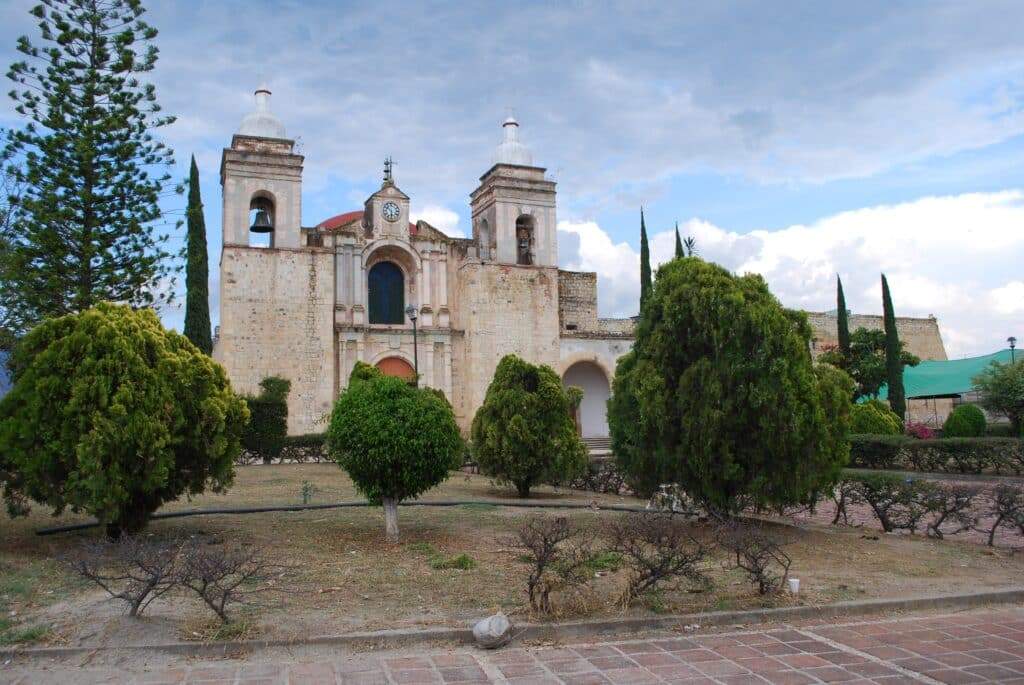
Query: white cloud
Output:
[[558, 191, 1024, 358], [991, 281, 1024, 315], [411, 204, 463, 238]]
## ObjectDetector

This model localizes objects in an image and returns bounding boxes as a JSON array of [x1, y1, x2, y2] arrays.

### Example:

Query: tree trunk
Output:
[[383, 497, 399, 543], [516, 481, 531, 498]]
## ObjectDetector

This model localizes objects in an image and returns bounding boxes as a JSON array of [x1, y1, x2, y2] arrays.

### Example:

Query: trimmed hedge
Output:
[[849, 435, 1024, 475]]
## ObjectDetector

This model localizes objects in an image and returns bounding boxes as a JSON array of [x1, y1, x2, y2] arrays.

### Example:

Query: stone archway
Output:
[[376, 356, 415, 381], [562, 361, 610, 438]]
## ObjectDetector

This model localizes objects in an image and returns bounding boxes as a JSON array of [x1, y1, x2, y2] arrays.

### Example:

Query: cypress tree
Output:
[[836, 275, 851, 359], [640, 208, 652, 309], [183, 156, 212, 354], [2, 0, 179, 332], [674, 221, 684, 259], [881, 274, 906, 421]]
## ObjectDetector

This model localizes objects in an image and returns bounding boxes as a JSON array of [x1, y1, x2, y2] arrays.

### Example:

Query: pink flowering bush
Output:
[[905, 421, 936, 440]]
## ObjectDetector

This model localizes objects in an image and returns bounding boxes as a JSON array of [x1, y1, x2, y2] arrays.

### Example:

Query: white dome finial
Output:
[[495, 115, 533, 166], [239, 83, 286, 139]]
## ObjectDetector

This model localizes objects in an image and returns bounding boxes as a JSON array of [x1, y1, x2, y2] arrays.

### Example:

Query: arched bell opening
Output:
[[248, 193, 276, 248], [477, 218, 491, 260], [562, 361, 610, 438], [515, 214, 534, 265]]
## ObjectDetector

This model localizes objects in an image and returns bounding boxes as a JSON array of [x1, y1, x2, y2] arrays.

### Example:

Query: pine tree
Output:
[[2, 0, 179, 333], [674, 221, 684, 259], [640, 208, 652, 309], [183, 156, 212, 354], [836, 275, 851, 359], [881, 274, 906, 421]]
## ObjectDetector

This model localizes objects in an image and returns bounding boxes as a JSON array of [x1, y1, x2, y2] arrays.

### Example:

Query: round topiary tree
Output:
[[943, 404, 986, 438], [850, 399, 903, 435], [0, 303, 249, 537], [608, 258, 853, 513], [471, 355, 588, 497], [327, 369, 463, 542]]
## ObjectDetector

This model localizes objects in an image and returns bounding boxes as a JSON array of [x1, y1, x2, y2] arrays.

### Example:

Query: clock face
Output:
[[382, 201, 400, 222]]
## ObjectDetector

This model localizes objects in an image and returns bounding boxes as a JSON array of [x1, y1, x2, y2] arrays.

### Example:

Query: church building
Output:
[[214, 86, 633, 437], [213, 86, 949, 437]]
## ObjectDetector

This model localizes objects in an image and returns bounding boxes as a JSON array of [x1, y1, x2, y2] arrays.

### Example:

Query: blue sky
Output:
[[1, 0, 1023, 357]]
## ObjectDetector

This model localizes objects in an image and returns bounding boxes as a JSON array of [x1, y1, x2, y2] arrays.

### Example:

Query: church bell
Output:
[[250, 208, 273, 233]]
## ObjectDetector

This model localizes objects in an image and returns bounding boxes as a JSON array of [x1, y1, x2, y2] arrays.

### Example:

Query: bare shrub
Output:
[[831, 479, 864, 525], [983, 484, 1024, 546], [63, 536, 183, 617], [515, 516, 593, 615], [179, 540, 290, 623], [852, 474, 933, 533], [923, 483, 981, 539], [606, 513, 707, 606], [717, 521, 791, 595]]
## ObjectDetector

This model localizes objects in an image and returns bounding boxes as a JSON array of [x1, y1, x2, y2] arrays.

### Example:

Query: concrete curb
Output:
[[4, 587, 1023, 661]]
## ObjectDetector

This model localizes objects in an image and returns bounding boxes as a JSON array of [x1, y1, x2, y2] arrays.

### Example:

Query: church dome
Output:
[[494, 116, 533, 166], [238, 84, 287, 139]]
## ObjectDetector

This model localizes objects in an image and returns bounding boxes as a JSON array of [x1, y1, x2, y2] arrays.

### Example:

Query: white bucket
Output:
[[788, 578, 800, 594]]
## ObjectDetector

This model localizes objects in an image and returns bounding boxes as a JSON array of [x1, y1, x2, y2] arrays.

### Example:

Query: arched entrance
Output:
[[368, 261, 404, 324], [562, 361, 610, 438], [376, 356, 415, 381]]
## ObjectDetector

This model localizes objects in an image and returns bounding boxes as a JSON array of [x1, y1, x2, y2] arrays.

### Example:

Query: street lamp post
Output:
[[406, 305, 419, 386], [1010, 336, 1017, 364]]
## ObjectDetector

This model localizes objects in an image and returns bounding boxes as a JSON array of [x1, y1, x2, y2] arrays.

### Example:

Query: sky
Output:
[[1, 0, 1023, 358]]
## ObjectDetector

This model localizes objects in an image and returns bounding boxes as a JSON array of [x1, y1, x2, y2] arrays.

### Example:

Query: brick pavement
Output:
[[4, 607, 1024, 684]]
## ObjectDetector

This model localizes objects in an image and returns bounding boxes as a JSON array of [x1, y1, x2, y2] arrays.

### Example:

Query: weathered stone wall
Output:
[[452, 262, 561, 430], [214, 245, 335, 435], [557, 270, 599, 333], [807, 311, 947, 361]]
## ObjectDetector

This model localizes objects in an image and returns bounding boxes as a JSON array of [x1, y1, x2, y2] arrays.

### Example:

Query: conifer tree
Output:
[[836, 275, 851, 359], [2, 0, 179, 333], [183, 156, 212, 354], [640, 208, 652, 309], [881, 274, 906, 421], [674, 221, 684, 259]]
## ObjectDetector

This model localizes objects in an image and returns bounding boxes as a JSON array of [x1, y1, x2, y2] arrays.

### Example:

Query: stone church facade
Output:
[[213, 86, 948, 437]]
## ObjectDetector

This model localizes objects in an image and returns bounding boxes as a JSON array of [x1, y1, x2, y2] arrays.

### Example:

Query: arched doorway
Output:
[[376, 356, 415, 381], [368, 261, 404, 324], [562, 361, 610, 438]]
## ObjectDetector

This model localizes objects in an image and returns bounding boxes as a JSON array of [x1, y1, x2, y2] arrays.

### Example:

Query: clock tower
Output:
[[363, 158, 411, 238]]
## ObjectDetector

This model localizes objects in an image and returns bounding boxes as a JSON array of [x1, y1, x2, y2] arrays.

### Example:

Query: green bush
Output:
[[608, 258, 852, 513], [0, 304, 248, 536], [943, 404, 986, 438], [327, 372, 463, 542], [973, 361, 1024, 435], [849, 435, 1024, 475], [850, 400, 902, 435], [471, 355, 588, 497], [242, 376, 291, 464]]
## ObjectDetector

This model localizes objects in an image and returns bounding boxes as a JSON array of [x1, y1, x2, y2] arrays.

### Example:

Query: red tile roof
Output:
[[316, 210, 418, 235]]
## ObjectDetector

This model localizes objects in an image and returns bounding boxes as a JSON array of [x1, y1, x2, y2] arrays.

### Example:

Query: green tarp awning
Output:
[[874, 348, 1015, 400]]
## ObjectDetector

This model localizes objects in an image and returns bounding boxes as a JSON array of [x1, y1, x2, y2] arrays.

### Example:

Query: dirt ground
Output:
[[1, 464, 1022, 650]]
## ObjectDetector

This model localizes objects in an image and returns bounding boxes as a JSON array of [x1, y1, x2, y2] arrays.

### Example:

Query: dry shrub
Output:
[[606, 513, 707, 606], [717, 521, 791, 595], [923, 483, 981, 539], [984, 484, 1024, 546], [63, 536, 183, 617], [179, 540, 291, 623], [515, 516, 593, 615]]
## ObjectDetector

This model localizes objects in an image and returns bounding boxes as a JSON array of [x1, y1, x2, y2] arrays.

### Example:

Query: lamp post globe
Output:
[[406, 305, 419, 385]]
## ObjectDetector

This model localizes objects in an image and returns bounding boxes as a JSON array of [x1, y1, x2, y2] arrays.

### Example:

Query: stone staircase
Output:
[[583, 436, 612, 458]]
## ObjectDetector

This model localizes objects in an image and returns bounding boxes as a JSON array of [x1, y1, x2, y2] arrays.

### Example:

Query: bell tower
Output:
[[220, 85, 304, 249], [469, 117, 557, 266]]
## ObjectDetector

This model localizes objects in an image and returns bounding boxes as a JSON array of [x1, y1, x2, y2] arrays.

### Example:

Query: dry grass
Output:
[[1, 464, 1023, 647]]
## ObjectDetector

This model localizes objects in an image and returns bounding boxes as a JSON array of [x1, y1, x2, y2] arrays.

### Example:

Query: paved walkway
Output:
[[4, 607, 1024, 684]]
